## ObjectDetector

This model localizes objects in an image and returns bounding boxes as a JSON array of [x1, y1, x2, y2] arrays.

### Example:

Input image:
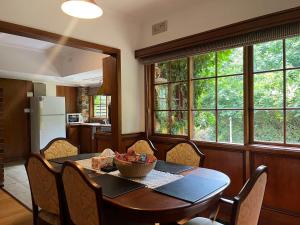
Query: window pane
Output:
[[192, 111, 216, 142], [254, 72, 283, 108], [154, 111, 169, 134], [94, 96, 100, 104], [155, 62, 169, 83], [217, 47, 243, 76], [254, 110, 283, 143], [193, 79, 215, 109], [254, 40, 283, 72], [286, 36, 300, 68], [193, 52, 215, 78], [170, 111, 188, 135], [218, 110, 243, 144], [170, 58, 188, 82], [154, 84, 168, 110], [170, 82, 188, 110], [286, 69, 300, 108], [286, 110, 300, 144], [218, 75, 243, 109]]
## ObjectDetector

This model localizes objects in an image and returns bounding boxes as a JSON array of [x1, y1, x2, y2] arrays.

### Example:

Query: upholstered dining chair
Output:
[[183, 165, 268, 225], [25, 153, 66, 225], [40, 137, 79, 160], [166, 141, 205, 167], [61, 161, 104, 225], [127, 138, 158, 155]]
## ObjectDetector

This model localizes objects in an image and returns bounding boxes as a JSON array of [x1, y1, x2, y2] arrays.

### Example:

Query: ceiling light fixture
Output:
[[61, 0, 103, 19]]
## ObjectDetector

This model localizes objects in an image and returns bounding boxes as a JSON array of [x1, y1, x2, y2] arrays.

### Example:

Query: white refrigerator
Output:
[[30, 96, 66, 153]]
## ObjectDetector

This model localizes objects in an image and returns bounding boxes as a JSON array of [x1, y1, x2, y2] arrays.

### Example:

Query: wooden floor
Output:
[[0, 189, 32, 225]]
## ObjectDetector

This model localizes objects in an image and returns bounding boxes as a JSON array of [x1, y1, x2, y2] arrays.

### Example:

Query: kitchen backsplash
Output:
[[77, 87, 89, 122]]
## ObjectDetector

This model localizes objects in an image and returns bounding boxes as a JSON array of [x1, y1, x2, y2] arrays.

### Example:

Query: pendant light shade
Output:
[[61, 0, 103, 19]]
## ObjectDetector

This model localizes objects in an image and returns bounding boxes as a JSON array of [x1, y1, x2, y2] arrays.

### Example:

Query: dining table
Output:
[[49, 153, 230, 225]]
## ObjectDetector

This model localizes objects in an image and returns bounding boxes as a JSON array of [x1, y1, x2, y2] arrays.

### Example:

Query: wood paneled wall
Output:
[[56, 85, 77, 113], [148, 136, 300, 225], [0, 88, 3, 186], [0, 78, 32, 162]]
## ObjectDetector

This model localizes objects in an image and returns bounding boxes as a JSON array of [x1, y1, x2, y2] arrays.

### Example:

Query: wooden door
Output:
[[0, 79, 32, 162]]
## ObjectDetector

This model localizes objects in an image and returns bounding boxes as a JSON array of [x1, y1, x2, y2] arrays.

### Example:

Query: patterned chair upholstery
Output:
[[166, 141, 205, 167], [41, 138, 78, 160], [25, 154, 65, 225], [184, 165, 268, 225], [62, 161, 103, 225], [127, 139, 157, 155]]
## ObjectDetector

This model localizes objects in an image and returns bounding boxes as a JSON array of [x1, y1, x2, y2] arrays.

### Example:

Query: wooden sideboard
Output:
[[0, 88, 4, 186]]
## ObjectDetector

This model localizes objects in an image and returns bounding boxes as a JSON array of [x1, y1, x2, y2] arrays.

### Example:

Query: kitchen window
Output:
[[93, 95, 111, 118]]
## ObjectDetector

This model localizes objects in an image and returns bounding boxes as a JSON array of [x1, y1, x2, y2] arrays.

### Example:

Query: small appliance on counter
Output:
[[67, 113, 83, 124]]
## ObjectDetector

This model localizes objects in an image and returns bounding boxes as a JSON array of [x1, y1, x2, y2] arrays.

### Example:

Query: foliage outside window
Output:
[[152, 35, 300, 145], [93, 95, 110, 118], [154, 58, 188, 135], [253, 37, 300, 144]]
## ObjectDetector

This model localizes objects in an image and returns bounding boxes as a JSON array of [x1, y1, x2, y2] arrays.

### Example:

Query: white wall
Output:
[[138, 0, 300, 48], [0, 0, 145, 134]]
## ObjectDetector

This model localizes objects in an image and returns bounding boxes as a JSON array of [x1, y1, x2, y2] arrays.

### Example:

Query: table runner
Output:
[[76, 158, 183, 189]]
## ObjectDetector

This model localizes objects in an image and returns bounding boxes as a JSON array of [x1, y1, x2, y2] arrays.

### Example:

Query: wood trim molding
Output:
[[135, 6, 300, 60]]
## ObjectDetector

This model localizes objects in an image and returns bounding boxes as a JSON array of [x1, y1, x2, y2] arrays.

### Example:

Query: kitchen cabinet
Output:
[[56, 86, 77, 113], [101, 56, 116, 95]]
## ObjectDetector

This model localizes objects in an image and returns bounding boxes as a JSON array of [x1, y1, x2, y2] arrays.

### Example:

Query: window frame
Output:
[[149, 38, 300, 147], [91, 95, 109, 119]]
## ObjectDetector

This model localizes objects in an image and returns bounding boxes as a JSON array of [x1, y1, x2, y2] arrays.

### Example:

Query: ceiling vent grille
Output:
[[152, 20, 168, 35]]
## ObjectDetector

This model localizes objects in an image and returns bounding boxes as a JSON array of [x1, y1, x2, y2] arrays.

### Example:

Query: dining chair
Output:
[[127, 138, 158, 155], [183, 165, 268, 225], [40, 137, 79, 160], [166, 140, 205, 167], [25, 153, 66, 225], [61, 161, 104, 225]]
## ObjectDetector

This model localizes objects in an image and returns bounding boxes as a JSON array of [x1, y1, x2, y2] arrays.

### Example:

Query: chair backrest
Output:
[[166, 141, 205, 167], [41, 138, 78, 160], [232, 165, 268, 225], [25, 153, 61, 215], [61, 161, 103, 225], [127, 139, 157, 155]]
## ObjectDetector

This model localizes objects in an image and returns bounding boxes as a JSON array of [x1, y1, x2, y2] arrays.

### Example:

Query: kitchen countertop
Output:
[[68, 123, 111, 127]]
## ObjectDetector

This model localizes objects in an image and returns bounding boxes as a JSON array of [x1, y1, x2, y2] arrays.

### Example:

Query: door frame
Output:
[[0, 20, 122, 160]]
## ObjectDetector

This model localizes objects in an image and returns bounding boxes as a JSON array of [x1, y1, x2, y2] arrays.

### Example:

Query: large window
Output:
[[93, 95, 111, 118], [253, 37, 300, 144], [154, 59, 188, 135], [151, 35, 300, 145]]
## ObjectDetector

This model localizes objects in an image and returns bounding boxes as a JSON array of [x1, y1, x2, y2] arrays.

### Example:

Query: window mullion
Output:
[[215, 52, 218, 142], [283, 39, 287, 144]]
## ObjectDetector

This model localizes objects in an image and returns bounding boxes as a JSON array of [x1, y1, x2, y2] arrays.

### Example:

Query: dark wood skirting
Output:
[[135, 6, 300, 60], [0, 88, 3, 186]]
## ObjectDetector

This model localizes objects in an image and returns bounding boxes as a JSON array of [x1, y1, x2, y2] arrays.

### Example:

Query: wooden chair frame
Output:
[[40, 137, 79, 158], [25, 153, 67, 225], [61, 161, 104, 225], [166, 140, 206, 167], [126, 138, 158, 155], [210, 165, 268, 225]]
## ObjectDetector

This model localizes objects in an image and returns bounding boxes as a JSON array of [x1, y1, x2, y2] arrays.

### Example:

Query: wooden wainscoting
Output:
[[95, 132, 145, 153], [148, 136, 300, 225]]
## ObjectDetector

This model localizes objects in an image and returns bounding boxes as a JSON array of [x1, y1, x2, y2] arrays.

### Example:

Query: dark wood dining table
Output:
[[50, 154, 230, 225]]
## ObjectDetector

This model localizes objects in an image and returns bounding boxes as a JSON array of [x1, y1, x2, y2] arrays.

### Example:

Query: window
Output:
[[151, 35, 300, 146], [93, 95, 111, 118], [253, 37, 300, 144], [154, 58, 188, 135], [192, 48, 244, 143]]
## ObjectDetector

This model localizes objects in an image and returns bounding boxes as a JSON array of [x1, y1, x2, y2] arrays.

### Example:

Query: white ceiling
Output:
[[0, 32, 108, 86], [98, 0, 202, 21]]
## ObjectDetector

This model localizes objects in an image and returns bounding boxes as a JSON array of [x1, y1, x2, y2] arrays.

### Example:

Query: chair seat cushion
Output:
[[39, 210, 60, 225], [184, 217, 224, 225]]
